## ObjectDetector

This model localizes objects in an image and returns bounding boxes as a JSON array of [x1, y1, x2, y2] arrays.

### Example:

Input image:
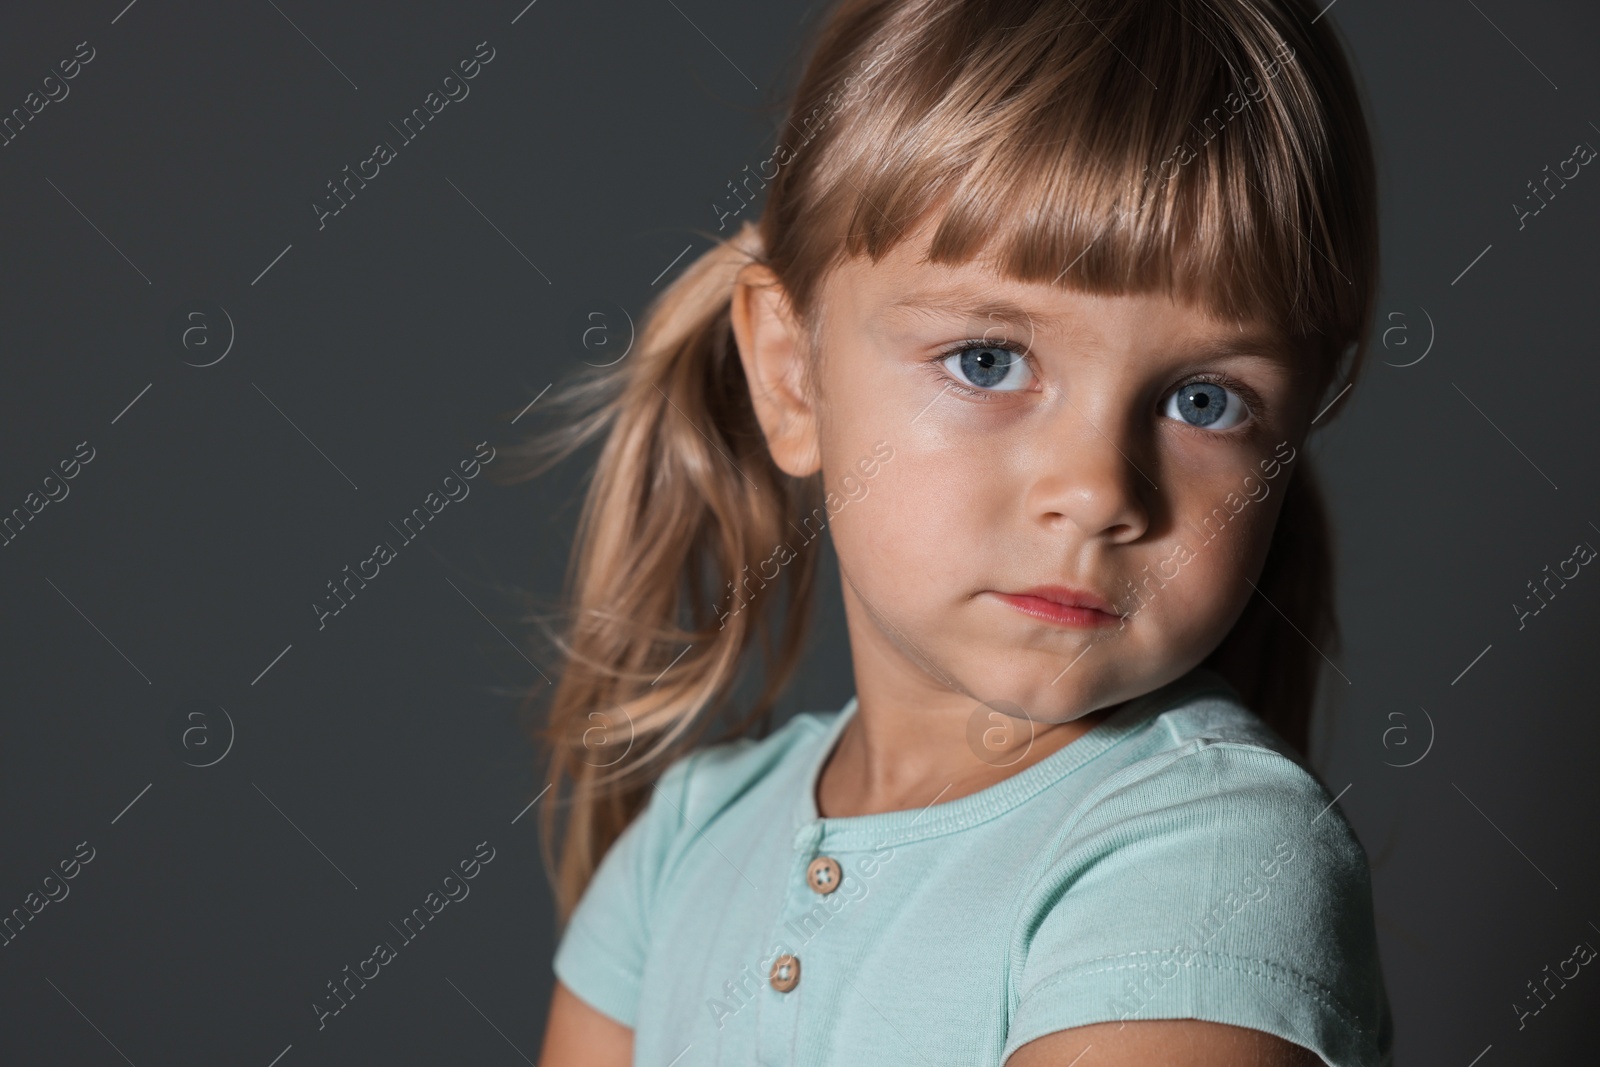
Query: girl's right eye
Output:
[[939, 343, 1035, 393]]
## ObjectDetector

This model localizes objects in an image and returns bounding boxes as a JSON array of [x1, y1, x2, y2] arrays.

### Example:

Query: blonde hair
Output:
[[497, 0, 1378, 923]]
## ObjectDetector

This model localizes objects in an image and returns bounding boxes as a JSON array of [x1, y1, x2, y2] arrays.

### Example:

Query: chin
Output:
[[966, 655, 1112, 723]]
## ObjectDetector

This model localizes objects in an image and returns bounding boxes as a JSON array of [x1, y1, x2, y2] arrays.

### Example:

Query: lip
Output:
[[989, 585, 1122, 628]]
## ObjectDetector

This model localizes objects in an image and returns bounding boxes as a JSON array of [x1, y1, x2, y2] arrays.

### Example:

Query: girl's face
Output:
[[733, 219, 1324, 724]]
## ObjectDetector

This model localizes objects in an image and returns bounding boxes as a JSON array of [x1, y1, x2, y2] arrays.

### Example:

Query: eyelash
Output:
[[927, 341, 1269, 434]]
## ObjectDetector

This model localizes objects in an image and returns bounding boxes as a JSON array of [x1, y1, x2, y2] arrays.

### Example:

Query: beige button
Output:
[[769, 953, 801, 992], [806, 855, 843, 895]]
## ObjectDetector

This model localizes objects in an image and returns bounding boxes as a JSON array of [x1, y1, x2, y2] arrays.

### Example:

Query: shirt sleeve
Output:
[[1003, 740, 1393, 1067], [550, 753, 696, 1029]]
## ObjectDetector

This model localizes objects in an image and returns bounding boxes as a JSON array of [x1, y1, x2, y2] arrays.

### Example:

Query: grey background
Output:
[[0, 0, 1595, 1064]]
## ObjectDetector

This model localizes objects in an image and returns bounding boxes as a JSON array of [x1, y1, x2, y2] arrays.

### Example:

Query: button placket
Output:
[[779, 822, 830, 991], [754, 820, 823, 1064]]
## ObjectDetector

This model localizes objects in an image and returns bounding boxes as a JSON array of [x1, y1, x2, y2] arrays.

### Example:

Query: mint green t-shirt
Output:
[[552, 666, 1394, 1066]]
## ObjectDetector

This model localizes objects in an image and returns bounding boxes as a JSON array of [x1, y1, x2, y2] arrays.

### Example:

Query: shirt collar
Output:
[[788, 665, 1241, 851]]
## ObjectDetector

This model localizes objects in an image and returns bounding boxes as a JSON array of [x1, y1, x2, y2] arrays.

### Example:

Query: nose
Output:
[[1027, 398, 1151, 543]]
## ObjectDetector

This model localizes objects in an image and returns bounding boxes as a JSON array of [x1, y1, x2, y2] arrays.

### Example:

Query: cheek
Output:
[[827, 438, 1011, 593], [817, 342, 1019, 576], [1157, 487, 1286, 652]]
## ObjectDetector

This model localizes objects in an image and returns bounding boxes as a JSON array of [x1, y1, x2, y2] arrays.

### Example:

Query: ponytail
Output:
[[496, 222, 824, 923]]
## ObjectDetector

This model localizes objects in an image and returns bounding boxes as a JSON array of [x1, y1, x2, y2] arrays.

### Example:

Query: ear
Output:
[[729, 263, 821, 477]]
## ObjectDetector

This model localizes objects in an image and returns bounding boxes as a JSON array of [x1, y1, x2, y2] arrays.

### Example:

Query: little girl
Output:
[[516, 0, 1392, 1063]]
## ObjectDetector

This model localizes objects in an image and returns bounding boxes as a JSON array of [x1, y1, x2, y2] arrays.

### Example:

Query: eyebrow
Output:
[[881, 293, 1073, 334], [1167, 334, 1300, 367], [882, 292, 1298, 365]]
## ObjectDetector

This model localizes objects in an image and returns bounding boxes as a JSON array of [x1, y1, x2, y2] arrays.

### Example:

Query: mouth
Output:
[[987, 585, 1123, 629]]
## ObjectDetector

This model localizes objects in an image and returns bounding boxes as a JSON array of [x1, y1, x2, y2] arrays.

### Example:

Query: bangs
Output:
[[783, 0, 1374, 359]]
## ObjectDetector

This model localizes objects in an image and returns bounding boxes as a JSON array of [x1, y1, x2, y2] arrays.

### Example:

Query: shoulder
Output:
[[1068, 693, 1363, 889], [1127, 668, 1303, 764], [1070, 674, 1343, 856], [1069, 737, 1376, 942], [650, 707, 837, 832], [1049, 695, 1375, 947], [1004, 686, 1393, 1066]]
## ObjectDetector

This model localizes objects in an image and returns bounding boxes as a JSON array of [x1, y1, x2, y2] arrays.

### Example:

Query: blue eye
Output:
[[1164, 380, 1249, 430], [942, 345, 1034, 392]]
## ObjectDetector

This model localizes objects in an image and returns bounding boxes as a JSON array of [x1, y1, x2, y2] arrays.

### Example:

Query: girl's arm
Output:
[[537, 980, 633, 1067], [1007, 1019, 1325, 1067]]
